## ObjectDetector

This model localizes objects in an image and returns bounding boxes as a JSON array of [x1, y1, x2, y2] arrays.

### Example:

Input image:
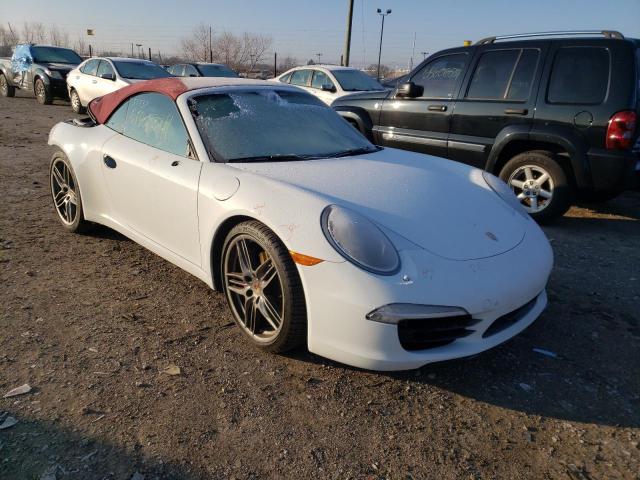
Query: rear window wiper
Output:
[[228, 154, 322, 163]]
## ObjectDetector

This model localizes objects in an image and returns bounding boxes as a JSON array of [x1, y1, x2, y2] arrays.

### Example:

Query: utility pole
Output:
[[131, 43, 134, 57], [342, 0, 354, 66], [148, 47, 151, 61], [409, 32, 416, 71], [209, 26, 213, 63], [376, 8, 392, 81], [316, 52, 322, 64], [421, 51, 429, 61], [274, 52, 277, 77]]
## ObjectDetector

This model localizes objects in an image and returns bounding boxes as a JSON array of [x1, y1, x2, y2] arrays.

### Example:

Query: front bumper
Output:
[[588, 147, 638, 191], [300, 220, 552, 371]]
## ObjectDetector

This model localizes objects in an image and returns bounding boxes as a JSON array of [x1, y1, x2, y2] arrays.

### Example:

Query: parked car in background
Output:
[[272, 65, 388, 105], [167, 62, 239, 78], [333, 31, 640, 221], [0, 43, 82, 104], [47, 77, 552, 371], [382, 73, 409, 89], [66, 57, 172, 113]]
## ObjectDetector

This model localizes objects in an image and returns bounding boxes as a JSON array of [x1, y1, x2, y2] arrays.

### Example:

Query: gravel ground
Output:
[[1, 92, 639, 480]]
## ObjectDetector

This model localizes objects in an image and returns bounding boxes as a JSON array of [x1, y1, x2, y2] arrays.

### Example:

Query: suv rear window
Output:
[[547, 47, 610, 105], [466, 49, 539, 101]]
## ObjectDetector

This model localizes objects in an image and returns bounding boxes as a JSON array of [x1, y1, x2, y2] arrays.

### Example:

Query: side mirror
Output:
[[396, 81, 423, 98], [101, 73, 115, 81], [321, 83, 336, 92]]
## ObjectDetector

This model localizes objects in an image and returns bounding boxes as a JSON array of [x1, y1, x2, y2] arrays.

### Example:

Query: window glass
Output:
[[289, 69, 312, 86], [96, 60, 115, 78], [112, 61, 172, 80], [332, 69, 383, 91], [122, 93, 189, 157], [279, 72, 292, 83], [547, 47, 609, 104], [31, 46, 81, 64], [105, 101, 129, 134], [411, 54, 467, 98], [506, 50, 539, 100], [168, 65, 183, 76], [467, 50, 519, 99], [81, 59, 100, 76], [311, 70, 333, 89], [183, 64, 199, 76], [191, 90, 375, 161], [196, 64, 238, 77]]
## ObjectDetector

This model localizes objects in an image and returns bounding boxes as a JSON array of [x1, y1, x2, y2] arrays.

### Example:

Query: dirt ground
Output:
[[1, 91, 639, 480]]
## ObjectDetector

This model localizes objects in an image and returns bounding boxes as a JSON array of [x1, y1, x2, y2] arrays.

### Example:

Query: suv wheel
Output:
[[0, 73, 16, 97], [499, 150, 572, 222], [35, 78, 53, 105]]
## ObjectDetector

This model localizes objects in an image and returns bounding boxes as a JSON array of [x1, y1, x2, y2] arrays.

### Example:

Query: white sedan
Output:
[[48, 77, 553, 371], [66, 57, 172, 113], [271, 65, 388, 105]]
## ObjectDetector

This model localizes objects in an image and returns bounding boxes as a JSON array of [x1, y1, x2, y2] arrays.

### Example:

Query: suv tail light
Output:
[[606, 110, 637, 150]]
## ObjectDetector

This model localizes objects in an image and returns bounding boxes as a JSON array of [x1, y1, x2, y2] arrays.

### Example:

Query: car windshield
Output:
[[191, 89, 378, 162], [196, 64, 239, 77], [332, 70, 385, 91], [31, 46, 81, 64], [112, 61, 172, 80]]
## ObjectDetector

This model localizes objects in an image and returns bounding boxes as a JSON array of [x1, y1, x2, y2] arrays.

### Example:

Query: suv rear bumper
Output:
[[587, 147, 639, 190]]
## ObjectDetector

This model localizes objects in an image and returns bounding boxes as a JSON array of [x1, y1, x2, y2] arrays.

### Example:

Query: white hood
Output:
[[233, 149, 526, 261]]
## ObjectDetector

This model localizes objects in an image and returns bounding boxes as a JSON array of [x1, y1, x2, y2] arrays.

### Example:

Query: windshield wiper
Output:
[[324, 147, 380, 158], [228, 154, 322, 163]]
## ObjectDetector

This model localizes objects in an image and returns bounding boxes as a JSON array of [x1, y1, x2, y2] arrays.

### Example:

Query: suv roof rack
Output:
[[476, 30, 625, 45]]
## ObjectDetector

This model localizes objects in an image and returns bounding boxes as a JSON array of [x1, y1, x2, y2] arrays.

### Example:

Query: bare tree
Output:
[[0, 23, 20, 55], [48, 25, 70, 47], [74, 36, 87, 56], [180, 24, 211, 62], [21, 22, 47, 44], [278, 56, 298, 72], [242, 33, 272, 72]]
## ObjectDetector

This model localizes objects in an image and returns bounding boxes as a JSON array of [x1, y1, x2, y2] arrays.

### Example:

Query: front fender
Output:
[[333, 106, 374, 141]]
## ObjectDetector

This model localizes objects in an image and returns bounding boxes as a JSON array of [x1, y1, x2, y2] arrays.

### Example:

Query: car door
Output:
[[449, 43, 547, 168], [376, 52, 469, 157], [94, 60, 119, 97], [309, 70, 336, 105], [100, 92, 203, 266], [72, 58, 100, 104]]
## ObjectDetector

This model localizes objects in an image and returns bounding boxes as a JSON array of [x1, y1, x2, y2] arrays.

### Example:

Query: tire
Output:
[[70, 89, 85, 114], [35, 77, 52, 105], [0, 73, 15, 97], [577, 188, 623, 204], [49, 151, 91, 233], [499, 150, 572, 222], [221, 221, 306, 353]]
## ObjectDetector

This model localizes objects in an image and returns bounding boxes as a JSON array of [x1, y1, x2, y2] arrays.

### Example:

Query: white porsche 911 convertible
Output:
[[48, 77, 553, 371]]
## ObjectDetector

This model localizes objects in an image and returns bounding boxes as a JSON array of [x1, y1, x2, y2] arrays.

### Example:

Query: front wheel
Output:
[[49, 151, 90, 233], [70, 89, 85, 113], [35, 78, 52, 105], [0, 73, 15, 97], [222, 221, 306, 352], [499, 150, 572, 222]]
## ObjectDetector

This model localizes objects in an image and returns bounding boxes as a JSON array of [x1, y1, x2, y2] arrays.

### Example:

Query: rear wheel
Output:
[[0, 73, 15, 97], [35, 77, 52, 105], [49, 151, 90, 233], [70, 89, 85, 114], [222, 221, 306, 353], [499, 150, 572, 222]]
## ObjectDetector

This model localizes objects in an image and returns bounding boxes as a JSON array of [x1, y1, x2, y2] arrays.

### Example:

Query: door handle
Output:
[[171, 160, 180, 167], [504, 108, 528, 115], [428, 104, 447, 112], [103, 154, 117, 169]]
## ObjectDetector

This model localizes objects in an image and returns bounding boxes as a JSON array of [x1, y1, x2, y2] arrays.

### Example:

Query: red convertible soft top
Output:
[[88, 78, 188, 124], [87, 77, 276, 125]]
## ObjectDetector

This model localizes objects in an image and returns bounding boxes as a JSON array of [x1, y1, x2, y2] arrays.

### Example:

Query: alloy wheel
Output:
[[224, 235, 284, 342], [71, 91, 80, 112], [50, 159, 78, 225], [508, 164, 554, 213], [35, 80, 45, 101]]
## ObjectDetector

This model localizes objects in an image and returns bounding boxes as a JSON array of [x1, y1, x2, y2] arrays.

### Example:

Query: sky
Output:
[[2, 0, 639, 69]]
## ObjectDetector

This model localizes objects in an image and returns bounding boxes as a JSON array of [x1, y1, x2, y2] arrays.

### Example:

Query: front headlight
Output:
[[45, 69, 64, 80], [482, 171, 529, 219], [321, 205, 400, 275]]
